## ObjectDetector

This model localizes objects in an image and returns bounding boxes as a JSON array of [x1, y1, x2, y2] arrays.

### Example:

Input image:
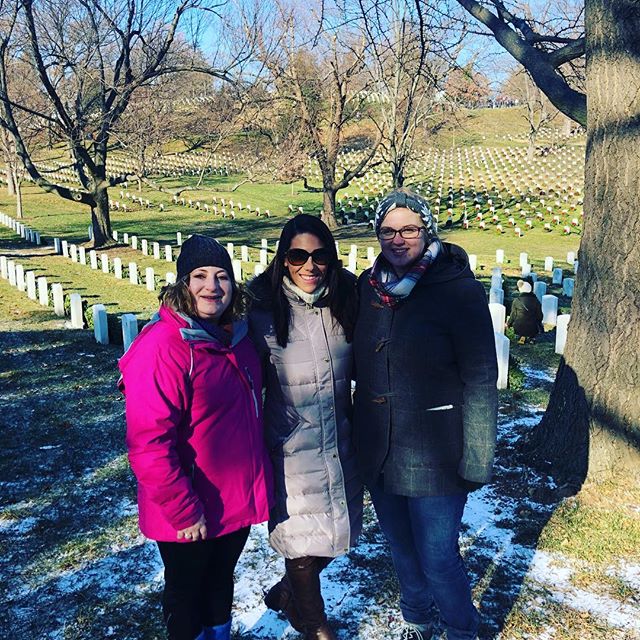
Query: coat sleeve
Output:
[[450, 280, 499, 483], [122, 340, 203, 531]]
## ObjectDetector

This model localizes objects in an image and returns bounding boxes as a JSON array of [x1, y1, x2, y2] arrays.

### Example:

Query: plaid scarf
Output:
[[369, 240, 441, 308]]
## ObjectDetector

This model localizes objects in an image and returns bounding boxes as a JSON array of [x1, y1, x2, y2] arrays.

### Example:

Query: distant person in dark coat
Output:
[[507, 279, 543, 344], [353, 188, 498, 640]]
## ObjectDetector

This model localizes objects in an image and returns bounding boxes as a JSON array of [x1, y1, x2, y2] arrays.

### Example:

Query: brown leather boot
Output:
[[304, 622, 338, 639], [263, 575, 304, 632], [285, 557, 327, 631]]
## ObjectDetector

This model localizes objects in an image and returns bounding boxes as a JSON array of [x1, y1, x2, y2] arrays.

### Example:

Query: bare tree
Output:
[[458, 0, 640, 490], [502, 66, 559, 158], [257, 4, 381, 228], [353, 0, 450, 188], [0, 0, 245, 247]]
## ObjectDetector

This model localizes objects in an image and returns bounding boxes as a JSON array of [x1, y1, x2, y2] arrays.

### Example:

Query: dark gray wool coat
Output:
[[353, 243, 498, 497], [248, 280, 363, 559]]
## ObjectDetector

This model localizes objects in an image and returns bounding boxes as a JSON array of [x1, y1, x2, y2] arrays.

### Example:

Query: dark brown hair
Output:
[[250, 214, 357, 347]]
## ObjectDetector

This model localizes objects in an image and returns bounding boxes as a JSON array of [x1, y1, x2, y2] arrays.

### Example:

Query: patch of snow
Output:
[[0, 516, 38, 533]]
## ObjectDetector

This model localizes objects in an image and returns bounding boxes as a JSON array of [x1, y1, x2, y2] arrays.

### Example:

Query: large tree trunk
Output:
[[91, 187, 113, 247], [322, 188, 338, 230], [530, 0, 640, 488]]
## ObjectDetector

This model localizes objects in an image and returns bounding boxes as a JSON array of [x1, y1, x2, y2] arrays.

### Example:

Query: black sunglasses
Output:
[[285, 248, 333, 266]]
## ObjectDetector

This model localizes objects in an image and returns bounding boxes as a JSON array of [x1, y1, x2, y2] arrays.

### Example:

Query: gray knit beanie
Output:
[[374, 189, 438, 243], [176, 234, 234, 286]]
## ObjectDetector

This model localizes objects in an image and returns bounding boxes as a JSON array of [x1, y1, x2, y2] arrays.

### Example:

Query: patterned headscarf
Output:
[[374, 188, 438, 243]]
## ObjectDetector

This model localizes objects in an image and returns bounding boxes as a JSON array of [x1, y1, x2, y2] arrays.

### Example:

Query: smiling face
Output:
[[187, 266, 234, 323], [378, 207, 427, 277], [284, 232, 329, 294]]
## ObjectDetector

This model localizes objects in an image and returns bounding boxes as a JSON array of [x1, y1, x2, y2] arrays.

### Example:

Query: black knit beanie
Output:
[[176, 234, 235, 285]]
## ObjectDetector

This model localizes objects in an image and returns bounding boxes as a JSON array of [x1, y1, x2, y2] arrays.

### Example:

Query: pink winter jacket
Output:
[[118, 305, 273, 542]]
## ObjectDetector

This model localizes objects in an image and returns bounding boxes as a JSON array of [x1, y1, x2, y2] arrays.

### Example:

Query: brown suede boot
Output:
[[285, 557, 327, 632], [263, 575, 304, 632]]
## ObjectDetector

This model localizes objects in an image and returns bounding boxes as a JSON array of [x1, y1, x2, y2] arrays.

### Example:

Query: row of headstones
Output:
[[54, 236, 175, 292], [1, 254, 72, 319], [0, 250, 141, 351], [0, 212, 42, 245]]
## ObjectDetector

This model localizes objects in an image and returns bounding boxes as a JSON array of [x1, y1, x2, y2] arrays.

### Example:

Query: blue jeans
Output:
[[369, 480, 480, 640]]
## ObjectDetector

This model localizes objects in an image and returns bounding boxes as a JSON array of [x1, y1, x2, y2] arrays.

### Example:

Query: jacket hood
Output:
[[119, 306, 247, 377]]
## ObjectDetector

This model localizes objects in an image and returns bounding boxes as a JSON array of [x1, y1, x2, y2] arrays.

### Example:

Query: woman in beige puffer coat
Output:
[[248, 215, 362, 640]]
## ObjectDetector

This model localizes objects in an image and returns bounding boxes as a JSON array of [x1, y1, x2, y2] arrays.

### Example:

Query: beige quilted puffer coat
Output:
[[248, 286, 363, 559]]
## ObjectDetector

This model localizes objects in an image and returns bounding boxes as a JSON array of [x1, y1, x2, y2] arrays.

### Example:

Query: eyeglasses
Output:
[[378, 225, 425, 240], [285, 248, 333, 266]]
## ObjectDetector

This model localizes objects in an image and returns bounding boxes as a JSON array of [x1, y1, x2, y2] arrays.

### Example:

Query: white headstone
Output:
[[496, 249, 504, 264], [469, 254, 477, 272], [367, 247, 376, 263], [38, 276, 48, 306], [261, 238, 268, 249], [555, 314, 571, 355], [347, 253, 357, 274], [254, 264, 265, 276], [7, 260, 16, 286], [552, 268, 563, 285], [145, 267, 155, 291], [350, 244, 358, 256], [260, 249, 268, 265], [69, 293, 84, 329], [26, 271, 36, 300], [519, 252, 528, 268], [128, 262, 138, 285], [521, 263, 531, 277], [54, 238, 62, 254], [16, 264, 25, 291], [562, 277, 575, 298], [166, 272, 176, 284], [490, 274, 503, 290], [131, 236, 138, 250], [101, 253, 109, 273], [533, 281, 547, 303], [542, 294, 559, 327], [52, 283, 65, 316], [489, 302, 506, 335], [121, 314, 138, 352], [123, 232, 129, 244], [165, 245, 172, 262], [88, 225, 93, 241], [567, 251, 576, 264], [227, 242, 234, 258], [141, 239, 148, 255], [93, 304, 109, 344], [70, 244, 78, 262], [113, 257, 123, 279], [89, 250, 98, 270], [153, 242, 161, 260], [241, 245, 249, 262], [494, 332, 510, 389], [544, 256, 554, 272], [489, 288, 504, 305], [0, 255, 7, 279], [113, 230, 118, 241], [232, 259, 242, 282], [78, 246, 87, 265], [177, 232, 183, 246]]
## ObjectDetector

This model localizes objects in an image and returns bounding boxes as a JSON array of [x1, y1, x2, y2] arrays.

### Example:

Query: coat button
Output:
[[372, 396, 387, 404]]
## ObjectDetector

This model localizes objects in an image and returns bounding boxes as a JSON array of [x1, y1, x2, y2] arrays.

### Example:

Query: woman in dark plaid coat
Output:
[[353, 188, 498, 640]]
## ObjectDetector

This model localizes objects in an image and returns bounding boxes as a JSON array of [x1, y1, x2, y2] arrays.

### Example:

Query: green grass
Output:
[[538, 495, 640, 564]]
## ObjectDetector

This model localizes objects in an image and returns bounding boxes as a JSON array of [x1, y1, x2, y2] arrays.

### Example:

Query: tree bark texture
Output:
[[532, 0, 640, 485], [91, 187, 112, 247], [322, 189, 338, 230]]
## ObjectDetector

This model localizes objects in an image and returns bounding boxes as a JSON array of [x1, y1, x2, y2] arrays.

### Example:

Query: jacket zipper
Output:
[[244, 366, 260, 418]]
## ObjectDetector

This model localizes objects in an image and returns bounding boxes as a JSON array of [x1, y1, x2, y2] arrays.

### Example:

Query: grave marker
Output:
[[114, 257, 123, 279], [26, 271, 36, 300], [555, 314, 571, 355], [129, 262, 139, 285], [489, 302, 506, 334], [52, 283, 65, 316], [145, 267, 155, 291], [38, 277, 48, 306], [121, 314, 139, 352], [16, 264, 25, 291], [70, 293, 84, 329], [542, 294, 559, 327], [494, 332, 510, 390], [92, 304, 109, 344]]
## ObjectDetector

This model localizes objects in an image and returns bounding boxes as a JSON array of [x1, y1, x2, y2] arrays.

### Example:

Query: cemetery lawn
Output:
[[1, 265, 639, 640]]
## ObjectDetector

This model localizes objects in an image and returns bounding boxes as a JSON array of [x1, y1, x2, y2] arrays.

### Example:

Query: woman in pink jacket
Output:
[[119, 234, 273, 640]]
